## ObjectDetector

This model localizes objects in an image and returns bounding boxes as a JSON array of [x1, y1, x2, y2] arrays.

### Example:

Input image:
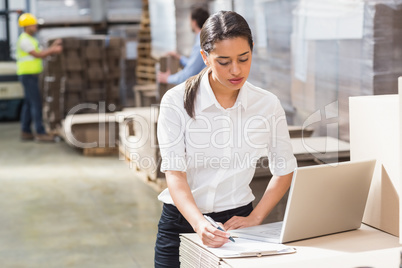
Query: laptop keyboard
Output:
[[231, 221, 284, 243], [258, 222, 283, 239]]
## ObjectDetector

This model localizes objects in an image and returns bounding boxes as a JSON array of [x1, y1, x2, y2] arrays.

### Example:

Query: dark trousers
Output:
[[19, 74, 46, 134], [154, 203, 253, 268]]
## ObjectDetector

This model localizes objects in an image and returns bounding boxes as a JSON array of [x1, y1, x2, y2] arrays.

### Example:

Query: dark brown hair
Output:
[[184, 11, 254, 118], [191, 6, 209, 29]]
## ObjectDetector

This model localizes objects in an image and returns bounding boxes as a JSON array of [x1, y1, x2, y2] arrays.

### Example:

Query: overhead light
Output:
[[79, 9, 90, 16], [64, 0, 75, 7]]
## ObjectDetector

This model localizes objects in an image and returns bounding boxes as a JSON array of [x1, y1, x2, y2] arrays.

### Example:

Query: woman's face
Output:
[[201, 37, 252, 92]]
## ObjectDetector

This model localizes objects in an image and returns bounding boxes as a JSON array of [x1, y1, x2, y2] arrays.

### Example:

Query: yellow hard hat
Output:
[[18, 13, 38, 27]]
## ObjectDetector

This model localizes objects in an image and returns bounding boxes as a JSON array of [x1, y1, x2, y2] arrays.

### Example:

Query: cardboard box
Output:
[[350, 95, 400, 237], [107, 67, 121, 80], [66, 78, 86, 92], [87, 67, 105, 81], [66, 71, 84, 80], [85, 89, 104, 101], [64, 92, 82, 113], [107, 37, 124, 48], [64, 49, 82, 59], [106, 48, 122, 59], [65, 57, 83, 72], [158, 55, 180, 100], [88, 81, 105, 89], [83, 36, 106, 47], [86, 60, 104, 69], [84, 46, 103, 60], [62, 38, 82, 49], [107, 57, 120, 68]]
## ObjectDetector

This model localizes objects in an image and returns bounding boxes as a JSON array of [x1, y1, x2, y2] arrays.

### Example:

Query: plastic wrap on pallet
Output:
[[149, 0, 210, 58], [291, 0, 402, 140], [107, 25, 139, 104], [108, 25, 141, 60], [36, 0, 92, 24], [149, 0, 177, 58], [38, 27, 93, 46], [106, 0, 142, 22], [235, 0, 402, 141], [235, 0, 297, 120], [209, 0, 233, 13]]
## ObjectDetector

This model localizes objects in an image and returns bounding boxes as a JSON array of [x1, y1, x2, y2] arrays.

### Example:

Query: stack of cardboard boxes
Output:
[[41, 35, 124, 132], [234, 0, 402, 141], [291, 2, 402, 140], [82, 36, 123, 108], [243, 0, 297, 118], [63, 38, 85, 114], [42, 41, 65, 131], [109, 24, 140, 106]]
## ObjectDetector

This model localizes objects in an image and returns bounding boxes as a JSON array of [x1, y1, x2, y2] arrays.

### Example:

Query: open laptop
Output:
[[231, 159, 376, 244]]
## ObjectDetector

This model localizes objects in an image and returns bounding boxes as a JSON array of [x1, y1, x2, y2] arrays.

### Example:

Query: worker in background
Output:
[[157, 6, 209, 84], [17, 13, 62, 142]]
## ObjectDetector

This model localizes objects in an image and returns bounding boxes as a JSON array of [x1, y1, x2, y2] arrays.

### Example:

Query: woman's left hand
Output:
[[223, 215, 261, 231]]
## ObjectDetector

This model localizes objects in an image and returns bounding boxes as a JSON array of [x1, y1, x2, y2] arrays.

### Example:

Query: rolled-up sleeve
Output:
[[157, 93, 187, 172], [167, 52, 205, 85], [180, 55, 189, 67], [167, 34, 206, 85], [267, 98, 297, 176], [20, 38, 36, 53]]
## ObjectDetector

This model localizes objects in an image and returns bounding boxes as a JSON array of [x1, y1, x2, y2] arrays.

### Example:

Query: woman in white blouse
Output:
[[155, 10, 297, 268]]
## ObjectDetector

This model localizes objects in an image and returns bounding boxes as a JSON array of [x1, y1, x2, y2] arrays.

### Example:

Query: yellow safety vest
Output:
[[16, 32, 43, 75]]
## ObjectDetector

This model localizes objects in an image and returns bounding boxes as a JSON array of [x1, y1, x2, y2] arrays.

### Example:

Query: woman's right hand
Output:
[[195, 220, 230, 248]]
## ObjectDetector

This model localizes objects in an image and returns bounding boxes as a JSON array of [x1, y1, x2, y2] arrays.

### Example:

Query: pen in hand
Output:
[[204, 215, 235, 242]]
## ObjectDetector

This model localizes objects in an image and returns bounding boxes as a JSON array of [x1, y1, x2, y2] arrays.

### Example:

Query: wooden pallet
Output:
[[137, 50, 152, 58], [119, 145, 166, 193], [138, 43, 151, 50], [83, 147, 119, 156], [136, 71, 156, 79], [136, 69, 156, 82], [138, 32, 152, 42], [136, 78, 156, 85], [135, 0, 156, 90], [137, 57, 156, 66], [137, 65, 156, 74]]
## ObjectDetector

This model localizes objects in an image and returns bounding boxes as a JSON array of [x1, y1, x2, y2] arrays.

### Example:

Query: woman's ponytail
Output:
[[184, 67, 208, 118]]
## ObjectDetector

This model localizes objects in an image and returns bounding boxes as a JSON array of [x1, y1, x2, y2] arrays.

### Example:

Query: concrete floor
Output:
[[0, 122, 162, 268], [0, 122, 284, 268]]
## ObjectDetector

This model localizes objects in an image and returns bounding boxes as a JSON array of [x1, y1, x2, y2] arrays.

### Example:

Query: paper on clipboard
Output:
[[203, 238, 296, 258]]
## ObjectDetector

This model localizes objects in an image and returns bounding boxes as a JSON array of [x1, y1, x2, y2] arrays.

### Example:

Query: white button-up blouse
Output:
[[157, 70, 297, 213]]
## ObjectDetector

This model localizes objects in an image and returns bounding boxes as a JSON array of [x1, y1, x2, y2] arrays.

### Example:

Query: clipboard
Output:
[[200, 237, 297, 259], [237, 246, 296, 258]]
